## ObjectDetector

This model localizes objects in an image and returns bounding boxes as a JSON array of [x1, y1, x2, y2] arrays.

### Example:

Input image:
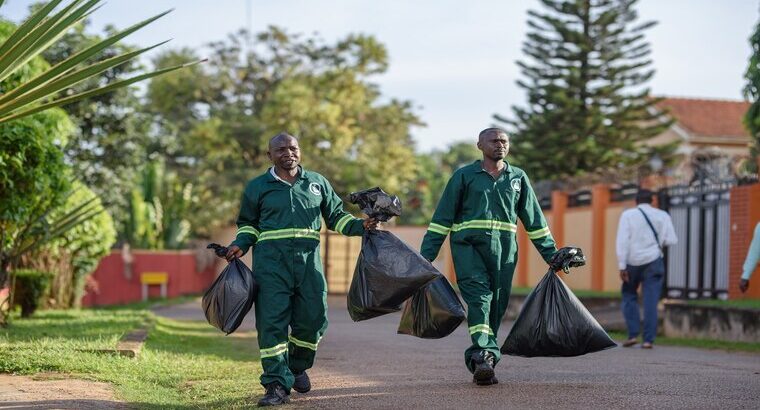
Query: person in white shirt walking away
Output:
[[616, 189, 677, 349]]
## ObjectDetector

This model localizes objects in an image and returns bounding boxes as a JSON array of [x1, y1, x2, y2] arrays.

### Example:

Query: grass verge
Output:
[[683, 299, 760, 310], [0, 307, 262, 409], [608, 331, 760, 353]]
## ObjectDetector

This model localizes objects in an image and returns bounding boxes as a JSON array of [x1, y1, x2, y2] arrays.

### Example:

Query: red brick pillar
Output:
[[591, 184, 610, 291], [729, 183, 760, 299]]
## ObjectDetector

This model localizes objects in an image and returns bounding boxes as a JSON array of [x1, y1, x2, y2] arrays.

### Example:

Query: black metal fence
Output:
[[660, 182, 733, 300]]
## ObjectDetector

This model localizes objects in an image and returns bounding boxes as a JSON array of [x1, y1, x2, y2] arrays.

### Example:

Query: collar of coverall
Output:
[[474, 159, 512, 175], [268, 165, 307, 185]]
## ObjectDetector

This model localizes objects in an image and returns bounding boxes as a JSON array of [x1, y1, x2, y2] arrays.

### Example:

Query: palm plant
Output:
[[0, 0, 203, 124]]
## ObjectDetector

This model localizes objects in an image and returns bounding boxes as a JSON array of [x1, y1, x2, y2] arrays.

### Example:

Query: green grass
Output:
[[608, 331, 760, 353], [96, 294, 202, 311], [684, 299, 760, 310], [0, 307, 263, 409]]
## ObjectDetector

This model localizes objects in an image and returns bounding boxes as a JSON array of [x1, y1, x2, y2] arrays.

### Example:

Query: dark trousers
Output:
[[621, 257, 664, 343]]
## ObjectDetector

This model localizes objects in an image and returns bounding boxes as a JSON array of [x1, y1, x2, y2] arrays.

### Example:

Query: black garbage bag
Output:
[[202, 243, 257, 335], [349, 187, 402, 222], [501, 269, 616, 357], [397, 275, 466, 339], [549, 246, 587, 274], [347, 230, 440, 321]]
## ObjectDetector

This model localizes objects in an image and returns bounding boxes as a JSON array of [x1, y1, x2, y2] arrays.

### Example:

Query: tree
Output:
[[124, 161, 194, 250], [0, 20, 73, 292], [744, 17, 760, 173], [145, 28, 422, 235], [39, 14, 153, 224], [400, 142, 481, 225], [495, 0, 676, 182]]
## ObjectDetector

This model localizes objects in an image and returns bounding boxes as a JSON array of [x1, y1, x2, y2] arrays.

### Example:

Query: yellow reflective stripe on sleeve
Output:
[[288, 335, 321, 351], [427, 222, 451, 236], [259, 342, 288, 358], [527, 226, 551, 240], [452, 220, 517, 233], [236, 225, 260, 238], [468, 324, 494, 336], [258, 228, 321, 242], [334, 214, 356, 235]]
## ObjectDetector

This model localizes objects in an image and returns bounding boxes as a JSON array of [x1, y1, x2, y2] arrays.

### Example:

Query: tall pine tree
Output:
[[496, 0, 676, 182], [743, 17, 760, 174]]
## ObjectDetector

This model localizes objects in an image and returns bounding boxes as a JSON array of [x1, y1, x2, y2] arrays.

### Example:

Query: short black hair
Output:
[[268, 132, 297, 149], [636, 189, 654, 204], [478, 127, 508, 141]]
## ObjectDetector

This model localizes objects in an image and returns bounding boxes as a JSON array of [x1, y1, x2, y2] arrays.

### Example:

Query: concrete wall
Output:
[[562, 208, 593, 289], [663, 301, 760, 343]]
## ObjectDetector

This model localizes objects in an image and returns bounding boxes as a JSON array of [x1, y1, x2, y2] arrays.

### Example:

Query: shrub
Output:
[[12, 269, 54, 317]]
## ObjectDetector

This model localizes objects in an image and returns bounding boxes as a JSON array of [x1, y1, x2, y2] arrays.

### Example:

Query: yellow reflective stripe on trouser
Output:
[[288, 335, 320, 351], [260, 342, 288, 358], [527, 226, 551, 239], [335, 214, 358, 235], [452, 220, 517, 233], [427, 222, 451, 236], [468, 324, 494, 336], [236, 225, 260, 238], [257, 228, 321, 242]]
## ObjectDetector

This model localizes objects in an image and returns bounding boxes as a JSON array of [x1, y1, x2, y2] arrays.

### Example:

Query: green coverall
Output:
[[232, 166, 364, 391], [420, 160, 556, 372]]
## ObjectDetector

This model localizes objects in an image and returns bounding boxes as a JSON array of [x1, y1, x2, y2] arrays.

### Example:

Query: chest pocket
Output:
[[299, 181, 323, 211]]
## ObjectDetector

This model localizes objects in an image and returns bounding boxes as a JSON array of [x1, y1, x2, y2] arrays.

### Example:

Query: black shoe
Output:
[[470, 351, 495, 385], [292, 370, 311, 393], [473, 375, 499, 386], [257, 383, 290, 406]]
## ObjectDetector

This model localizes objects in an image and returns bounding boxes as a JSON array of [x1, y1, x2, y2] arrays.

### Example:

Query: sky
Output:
[[1, 0, 757, 152]]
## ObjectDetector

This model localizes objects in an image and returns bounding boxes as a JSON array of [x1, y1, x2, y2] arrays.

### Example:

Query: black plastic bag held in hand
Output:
[[398, 275, 466, 339], [202, 243, 257, 335], [501, 269, 616, 357], [349, 187, 402, 222], [347, 230, 440, 321]]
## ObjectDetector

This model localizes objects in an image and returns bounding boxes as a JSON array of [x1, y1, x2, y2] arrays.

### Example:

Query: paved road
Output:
[[154, 297, 760, 409]]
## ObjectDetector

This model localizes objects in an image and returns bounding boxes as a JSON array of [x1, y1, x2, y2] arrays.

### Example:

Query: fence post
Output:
[[591, 184, 610, 291], [729, 183, 760, 299]]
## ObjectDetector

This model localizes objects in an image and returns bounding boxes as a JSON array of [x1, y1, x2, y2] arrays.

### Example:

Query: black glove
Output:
[[207, 243, 229, 259], [549, 246, 586, 274]]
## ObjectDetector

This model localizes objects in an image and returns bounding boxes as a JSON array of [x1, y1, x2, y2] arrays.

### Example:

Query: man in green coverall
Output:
[[226, 133, 378, 406], [420, 128, 558, 386]]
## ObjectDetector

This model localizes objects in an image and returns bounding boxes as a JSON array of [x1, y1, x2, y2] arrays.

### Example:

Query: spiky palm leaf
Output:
[[0, 0, 203, 124]]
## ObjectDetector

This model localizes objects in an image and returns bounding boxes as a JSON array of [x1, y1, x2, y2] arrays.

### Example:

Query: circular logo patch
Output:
[[309, 182, 322, 196], [510, 178, 521, 192]]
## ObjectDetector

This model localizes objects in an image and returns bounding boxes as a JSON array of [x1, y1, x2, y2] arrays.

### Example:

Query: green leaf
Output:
[[0, 0, 66, 59], [0, 40, 171, 115], [0, 60, 205, 124], [0, 0, 98, 82]]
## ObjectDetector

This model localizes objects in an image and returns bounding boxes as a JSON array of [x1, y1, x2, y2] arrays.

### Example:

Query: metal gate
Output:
[[660, 183, 732, 300]]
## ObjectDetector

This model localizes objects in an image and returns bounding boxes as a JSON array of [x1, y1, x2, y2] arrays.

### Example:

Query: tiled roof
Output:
[[656, 97, 751, 138]]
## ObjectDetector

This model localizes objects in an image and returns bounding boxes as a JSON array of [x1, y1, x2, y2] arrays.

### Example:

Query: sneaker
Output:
[[622, 338, 638, 347], [471, 351, 495, 385], [257, 383, 290, 406], [642, 342, 653, 349], [473, 375, 499, 386], [292, 370, 311, 393]]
